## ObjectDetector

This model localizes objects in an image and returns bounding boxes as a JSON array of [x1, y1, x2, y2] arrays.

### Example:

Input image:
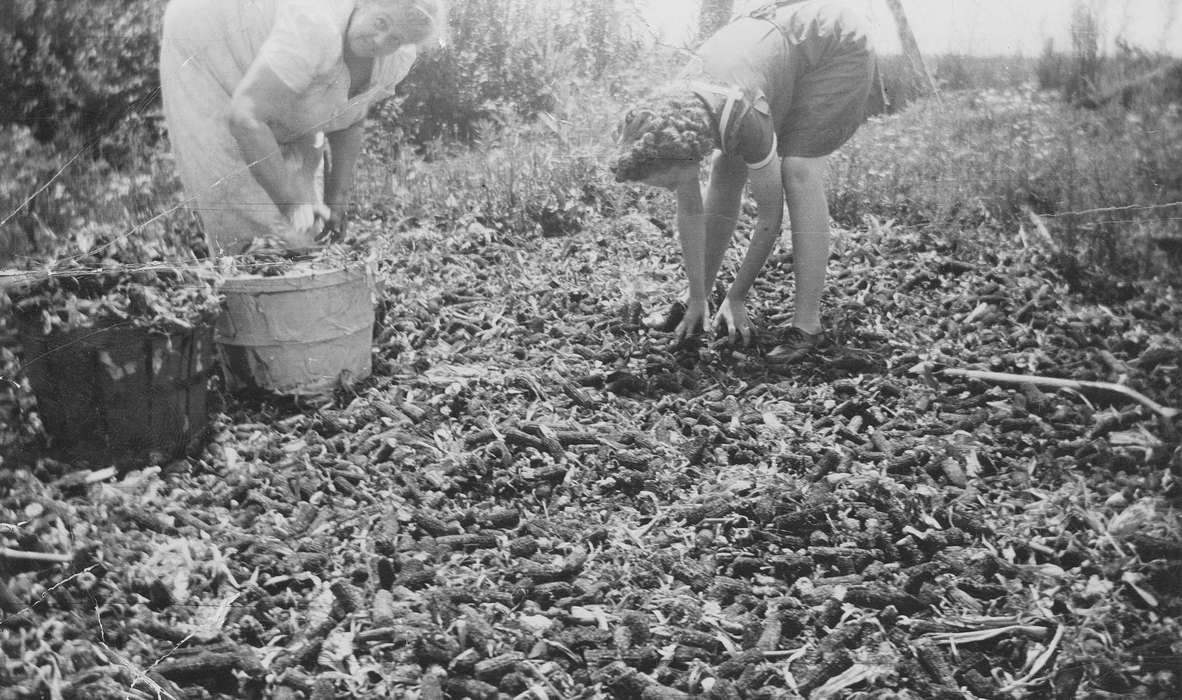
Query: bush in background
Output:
[[1034, 1, 1182, 109], [829, 88, 1182, 278], [0, 121, 198, 268], [933, 54, 1033, 92], [354, 75, 640, 240], [389, 0, 645, 144], [0, 0, 646, 152], [879, 53, 1038, 113], [0, 0, 163, 153], [1065, 0, 1102, 103]]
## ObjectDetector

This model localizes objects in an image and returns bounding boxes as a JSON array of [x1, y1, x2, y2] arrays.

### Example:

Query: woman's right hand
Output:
[[282, 202, 331, 242], [673, 297, 710, 344], [713, 296, 754, 346]]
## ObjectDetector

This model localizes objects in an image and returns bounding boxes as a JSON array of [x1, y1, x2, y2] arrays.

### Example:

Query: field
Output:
[[1, 8, 1182, 698]]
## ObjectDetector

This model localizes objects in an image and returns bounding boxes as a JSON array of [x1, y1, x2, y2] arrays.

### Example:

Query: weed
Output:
[[828, 87, 1182, 280], [355, 77, 632, 239], [0, 122, 197, 268]]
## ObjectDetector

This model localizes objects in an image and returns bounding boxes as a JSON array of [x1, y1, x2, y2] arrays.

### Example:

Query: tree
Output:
[[1066, 0, 1101, 103], [699, 0, 734, 39], [883, 0, 940, 101], [0, 0, 164, 146]]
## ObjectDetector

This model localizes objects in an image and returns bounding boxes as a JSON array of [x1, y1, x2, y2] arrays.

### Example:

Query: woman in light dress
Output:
[[160, 0, 447, 254]]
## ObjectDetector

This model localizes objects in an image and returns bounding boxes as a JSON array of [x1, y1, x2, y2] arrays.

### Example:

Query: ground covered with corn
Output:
[[1, 207, 1181, 699]]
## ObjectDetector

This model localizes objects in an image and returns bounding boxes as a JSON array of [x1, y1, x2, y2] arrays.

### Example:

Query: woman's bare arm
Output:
[[726, 161, 784, 302], [324, 120, 366, 236], [702, 151, 747, 292], [227, 61, 307, 216]]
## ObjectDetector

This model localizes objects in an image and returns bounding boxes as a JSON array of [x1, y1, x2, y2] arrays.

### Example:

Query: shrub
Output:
[[829, 88, 1182, 278], [355, 76, 631, 238], [389, 0, 644, 144], [0, 122, 195, 268], [1035, 39, 1071, 94], [0, 0, 164, 151], [1065, 1, 1102, 103], [933, 54, 1033, 92]]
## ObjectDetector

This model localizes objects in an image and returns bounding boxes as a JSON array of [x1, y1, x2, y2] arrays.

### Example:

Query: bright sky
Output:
[[639, 0, 1182, 56]]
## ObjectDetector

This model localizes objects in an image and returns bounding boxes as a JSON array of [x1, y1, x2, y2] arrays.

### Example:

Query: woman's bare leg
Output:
[[781, 155, 829, 335]]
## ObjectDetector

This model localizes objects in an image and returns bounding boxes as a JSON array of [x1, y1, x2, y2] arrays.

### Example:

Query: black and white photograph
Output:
[[1, 1, 1180, 697]]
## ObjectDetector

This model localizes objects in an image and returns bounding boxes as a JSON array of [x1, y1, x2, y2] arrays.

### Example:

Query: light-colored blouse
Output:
[[161, 0, 417, 253]]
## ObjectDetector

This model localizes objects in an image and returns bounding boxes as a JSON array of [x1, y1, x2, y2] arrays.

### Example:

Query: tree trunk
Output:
[[884, 0, 941, 101], [588, 0, 613, 77], [699, 0, 735, 39]]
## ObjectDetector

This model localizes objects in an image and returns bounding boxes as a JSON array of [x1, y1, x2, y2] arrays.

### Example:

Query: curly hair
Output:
[[610, 92, 716, 183]]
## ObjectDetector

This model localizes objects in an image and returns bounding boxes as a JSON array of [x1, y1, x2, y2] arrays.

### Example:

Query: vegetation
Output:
[[2, 1, 1179, 279], [830, 87, 1182, 276], [1, 2, 1181, 698], [391, 0, 645, 143], [0, 0, 164, 147]]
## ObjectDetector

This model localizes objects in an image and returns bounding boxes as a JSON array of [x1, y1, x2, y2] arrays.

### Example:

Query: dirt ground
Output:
[[1, 212, 1180, 699]]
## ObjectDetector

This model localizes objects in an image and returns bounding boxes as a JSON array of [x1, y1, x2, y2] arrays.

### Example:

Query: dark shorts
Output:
[[779, 47, 875, 158], [694, 1, 878, 160]]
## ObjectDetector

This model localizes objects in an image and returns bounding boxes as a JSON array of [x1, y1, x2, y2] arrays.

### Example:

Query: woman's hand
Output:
[[673, 297, 710, 343], [282, 202, 331, 241], [714, 295, 754, 345], [317, 202, 348, 243]]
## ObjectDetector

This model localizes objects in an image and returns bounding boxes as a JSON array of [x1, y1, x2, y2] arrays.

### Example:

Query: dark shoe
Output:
[[769, 327, 827, 363], [644, 300, 686, 332]]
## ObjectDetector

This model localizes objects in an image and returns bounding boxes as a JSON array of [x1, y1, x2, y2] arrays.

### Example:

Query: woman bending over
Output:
[[612, 0, 876, 361]]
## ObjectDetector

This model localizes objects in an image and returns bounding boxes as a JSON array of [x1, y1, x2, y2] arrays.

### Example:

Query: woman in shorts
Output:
[[612, 0, 877, 361]]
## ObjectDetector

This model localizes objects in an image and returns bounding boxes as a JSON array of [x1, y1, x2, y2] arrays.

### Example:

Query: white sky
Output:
[[639, 0, 1182, 56]]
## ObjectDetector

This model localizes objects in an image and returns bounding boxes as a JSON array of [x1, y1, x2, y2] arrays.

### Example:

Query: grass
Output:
[[2, 50, 1181, 285], [828, 87, 1182, 279], [349, 57, 693, 240], [353, 98, 620, 238]]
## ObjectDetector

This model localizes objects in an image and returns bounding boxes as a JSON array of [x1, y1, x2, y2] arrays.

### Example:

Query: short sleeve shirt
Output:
[[255, 0, 418, 140]]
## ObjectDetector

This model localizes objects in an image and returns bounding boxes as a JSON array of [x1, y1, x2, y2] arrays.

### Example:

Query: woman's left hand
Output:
[[713, 296, 754, 346], [317, 202, 348, 243]]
